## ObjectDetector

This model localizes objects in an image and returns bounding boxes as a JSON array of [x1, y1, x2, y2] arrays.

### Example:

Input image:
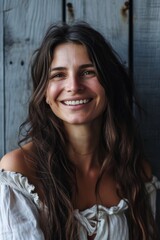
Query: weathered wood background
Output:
[[0, 0, 159, 179]]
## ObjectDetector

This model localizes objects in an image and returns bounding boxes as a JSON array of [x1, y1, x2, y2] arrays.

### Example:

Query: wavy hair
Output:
[[19, 22, 158, 239]]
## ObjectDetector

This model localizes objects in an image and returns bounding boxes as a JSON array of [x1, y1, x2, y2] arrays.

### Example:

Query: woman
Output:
[[0, 22, 159, 240]]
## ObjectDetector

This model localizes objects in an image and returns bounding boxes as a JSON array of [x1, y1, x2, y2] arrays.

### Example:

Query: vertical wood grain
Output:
[[3, 0, 61, 153], [66, 0, 129, 66], [0, 1, 4, 158], [1, 0, 129, 156], [134, 0, 160, 177]]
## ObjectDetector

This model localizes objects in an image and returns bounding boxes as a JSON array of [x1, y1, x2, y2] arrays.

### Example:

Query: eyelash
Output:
[[80, 70, 96, 77], [49, 70, 96, 81], [49, 73, 65, 80]]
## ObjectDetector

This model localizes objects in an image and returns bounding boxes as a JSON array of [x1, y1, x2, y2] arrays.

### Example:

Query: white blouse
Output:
[[0, 169, 159, 240]]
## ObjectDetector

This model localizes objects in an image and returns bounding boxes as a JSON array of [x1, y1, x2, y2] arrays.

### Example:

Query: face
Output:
[[45, 43, 106, 126]]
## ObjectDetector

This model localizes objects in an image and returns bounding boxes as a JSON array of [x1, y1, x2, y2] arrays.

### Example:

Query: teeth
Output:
[[64, 99, 90, 106]]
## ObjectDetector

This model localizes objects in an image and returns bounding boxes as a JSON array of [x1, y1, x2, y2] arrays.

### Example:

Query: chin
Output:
[[63, 116, 99, 126], [66, 120, 88, 125]]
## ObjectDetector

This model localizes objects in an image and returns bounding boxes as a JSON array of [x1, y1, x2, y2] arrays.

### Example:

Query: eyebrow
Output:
[[50, 67, 66, 72], [50, 64, 94, 72], [79, 64, 94, 69]]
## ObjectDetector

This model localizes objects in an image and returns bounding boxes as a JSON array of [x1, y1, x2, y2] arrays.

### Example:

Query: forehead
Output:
[[51, 42, 92, 66]]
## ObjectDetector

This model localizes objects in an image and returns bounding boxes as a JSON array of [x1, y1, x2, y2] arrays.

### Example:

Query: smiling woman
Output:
[[0, 22, 159, 240], [45, 43, 106, 125]]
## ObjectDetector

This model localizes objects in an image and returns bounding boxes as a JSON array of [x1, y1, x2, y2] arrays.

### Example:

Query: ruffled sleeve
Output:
[[0, 170, 45, 240], [145, 176, 160, 218]]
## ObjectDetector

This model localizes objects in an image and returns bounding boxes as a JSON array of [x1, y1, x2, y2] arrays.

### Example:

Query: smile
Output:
[[63, 99, 91, 106]]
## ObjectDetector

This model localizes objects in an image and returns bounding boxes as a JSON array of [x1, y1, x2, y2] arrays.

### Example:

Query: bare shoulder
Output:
[[0, 143, 44, 200], [0, 142, 34, 178]]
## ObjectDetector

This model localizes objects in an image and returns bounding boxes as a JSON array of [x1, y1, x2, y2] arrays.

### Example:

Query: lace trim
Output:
[[145, 176, 160, 194], [74, 199, 128, 216], [74, 199, 128, 236], [0, 169, 159, 212], [0, 169, 42, 209]]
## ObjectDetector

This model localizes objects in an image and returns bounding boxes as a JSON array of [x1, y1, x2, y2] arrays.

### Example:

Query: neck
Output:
[[64, 120, 104, 174]]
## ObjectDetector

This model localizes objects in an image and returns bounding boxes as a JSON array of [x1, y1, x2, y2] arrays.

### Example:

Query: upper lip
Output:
[[60, 97, 92, 102]]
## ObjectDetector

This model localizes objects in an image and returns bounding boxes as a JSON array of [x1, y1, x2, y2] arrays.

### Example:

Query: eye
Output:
[[49, 72, 66, 81], [80, 70, 96, 78]]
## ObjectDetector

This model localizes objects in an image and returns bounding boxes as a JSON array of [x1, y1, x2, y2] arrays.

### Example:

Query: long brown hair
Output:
[[19, 22, 158, 239]]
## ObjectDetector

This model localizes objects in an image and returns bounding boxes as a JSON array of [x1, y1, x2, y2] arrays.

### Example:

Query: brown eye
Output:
[[49, 72, 66, 81], [81, 70, 96, 78], [54, 73, 64, 78]]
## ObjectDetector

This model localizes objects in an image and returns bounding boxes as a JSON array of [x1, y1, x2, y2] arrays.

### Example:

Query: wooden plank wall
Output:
[[66, 0, 128, 65], [0, 0, 129, 158], [134, 0, 160, 178], [0, 2, 4, 156], [0, 0, 159, 181], [1, 0, 61, 156]]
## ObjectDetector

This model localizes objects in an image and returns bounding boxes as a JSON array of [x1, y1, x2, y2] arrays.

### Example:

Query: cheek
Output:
[[101, 95, 107, 111], [96, 84, 106, 100], [99, 88, 107, 110], [46, 83, 60, 103]]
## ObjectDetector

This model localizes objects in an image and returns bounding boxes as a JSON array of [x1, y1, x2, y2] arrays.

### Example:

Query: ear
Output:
[[46, 98, 50, 104], [45, 90, 49, 104]]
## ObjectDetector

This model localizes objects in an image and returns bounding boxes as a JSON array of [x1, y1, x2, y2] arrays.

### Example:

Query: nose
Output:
[[65, 74, 83, 93]]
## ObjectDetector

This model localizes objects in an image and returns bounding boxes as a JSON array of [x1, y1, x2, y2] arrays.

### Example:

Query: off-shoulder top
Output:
[[0, 170, 159, 240]]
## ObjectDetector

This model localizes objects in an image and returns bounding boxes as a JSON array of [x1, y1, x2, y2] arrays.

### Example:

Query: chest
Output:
[[72, 173, 121, 211]]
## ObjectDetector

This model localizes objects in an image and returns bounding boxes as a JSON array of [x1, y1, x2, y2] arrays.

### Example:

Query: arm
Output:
[[0, 147, 45, 239], [0, 181, 45, 240]]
